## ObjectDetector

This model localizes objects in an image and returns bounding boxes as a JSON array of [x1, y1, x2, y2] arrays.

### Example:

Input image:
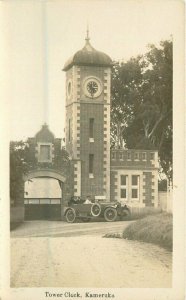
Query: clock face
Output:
[[87, 81, 98, 97], [84, 77, 102, 98]]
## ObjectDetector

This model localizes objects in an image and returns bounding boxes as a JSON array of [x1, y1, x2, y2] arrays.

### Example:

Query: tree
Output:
[[111, 39, 173, 180], [10, 141, 30, 201]]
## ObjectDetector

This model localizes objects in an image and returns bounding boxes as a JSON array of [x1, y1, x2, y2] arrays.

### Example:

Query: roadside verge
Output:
[[122, 213, 173, 251]]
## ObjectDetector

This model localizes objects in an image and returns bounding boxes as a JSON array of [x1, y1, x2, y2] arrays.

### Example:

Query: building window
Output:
[[89, 154, 94, 175], [38, 144, 52, 162], [121, 175, 127, 185], [150, 152, 155, 160], [131, 175, 139, 200], [134, 152, 139, 160], [119, 174, 140, 201], [69, 119, 71, 142], [121, 189, 127, 198], [119, 152, 123, 160], [40, 145, 50, 160], [68, 81, 72, 97], [89, 118, 94, 138], [132, 189, 138, 198], [142, 152, 146, 160], [120, 175, 128, 199], [127, 152, 131, 160]]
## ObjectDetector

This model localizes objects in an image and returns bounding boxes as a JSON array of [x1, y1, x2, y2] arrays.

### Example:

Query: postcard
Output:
[[0, 0, 185, 299]]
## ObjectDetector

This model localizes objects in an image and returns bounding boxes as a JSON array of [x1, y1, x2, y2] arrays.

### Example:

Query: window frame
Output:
[[68, 119, 71, 142], [150, 152, 155, 160], [89, 118, 94, 139], [134, 152, 139, 160], [120, 175, 128, 200], [131, 175, 140, 200], [89, 154, 94, 176], [118, 172, 141, 203], [127, 152, 131, 160], [142, 152, 147, 160], [37, 142, 53, 163]]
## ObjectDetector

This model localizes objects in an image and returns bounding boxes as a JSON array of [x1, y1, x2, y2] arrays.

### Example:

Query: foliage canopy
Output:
[[111, 40, 172, 179]]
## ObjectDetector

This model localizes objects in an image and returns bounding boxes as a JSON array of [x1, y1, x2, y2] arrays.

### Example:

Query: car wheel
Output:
[[104, 207, 117, 222], [91, 203, 101, 217], [65, 208, 76, 223]]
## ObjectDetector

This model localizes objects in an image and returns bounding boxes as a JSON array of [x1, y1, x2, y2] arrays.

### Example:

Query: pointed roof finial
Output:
[[85, 22, 90, 42]]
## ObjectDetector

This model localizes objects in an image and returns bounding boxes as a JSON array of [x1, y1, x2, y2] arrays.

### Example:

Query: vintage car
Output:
[[63, 199, 131, 223]]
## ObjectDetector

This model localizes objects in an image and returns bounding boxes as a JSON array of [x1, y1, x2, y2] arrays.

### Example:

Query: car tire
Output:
[[104, 207, 117, 222], [65, 208, 76, 223], [91, 203, 101, 217]]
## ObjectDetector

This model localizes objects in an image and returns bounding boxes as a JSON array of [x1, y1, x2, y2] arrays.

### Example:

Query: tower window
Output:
[[89, 154, 94, 174], [89, 118, 94, 138], [68, 81, 72, 96], [69, 119, 71, 142]]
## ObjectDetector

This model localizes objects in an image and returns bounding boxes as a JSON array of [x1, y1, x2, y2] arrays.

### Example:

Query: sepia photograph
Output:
[[0, 0, 185, 299]]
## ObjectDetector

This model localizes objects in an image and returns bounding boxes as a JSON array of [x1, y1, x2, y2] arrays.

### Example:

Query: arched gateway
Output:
[[24, 169, 66, 221], [24, 169, 66, 183], [10, 124, 74, 222]]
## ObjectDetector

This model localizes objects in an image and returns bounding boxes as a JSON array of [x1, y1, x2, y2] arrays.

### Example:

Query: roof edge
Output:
[[63, 61, 113, 71]]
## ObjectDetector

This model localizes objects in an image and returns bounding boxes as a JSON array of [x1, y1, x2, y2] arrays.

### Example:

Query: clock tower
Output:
[[63, 31, 112, 200]]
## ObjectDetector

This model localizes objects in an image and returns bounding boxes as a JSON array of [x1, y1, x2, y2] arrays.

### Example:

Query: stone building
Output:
[[62, 31, 158, 208], [10, 33, 159, 222]]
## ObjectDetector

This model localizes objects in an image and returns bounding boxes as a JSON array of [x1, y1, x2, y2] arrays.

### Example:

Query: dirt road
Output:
[[11, 220, 132, 237], [11, 221, 172, 288]]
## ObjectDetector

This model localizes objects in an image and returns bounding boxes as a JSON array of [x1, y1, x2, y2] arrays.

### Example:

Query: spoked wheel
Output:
[[91, 203, 101, 217], [65, 208, 76, 223], [104, 207, 117, 222]]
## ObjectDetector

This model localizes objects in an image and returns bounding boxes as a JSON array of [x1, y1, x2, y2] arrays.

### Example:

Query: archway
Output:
[[23, 169, 66, 220]]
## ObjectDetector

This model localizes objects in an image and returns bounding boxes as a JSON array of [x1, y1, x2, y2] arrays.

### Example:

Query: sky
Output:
[[1, 0, 183, 141]]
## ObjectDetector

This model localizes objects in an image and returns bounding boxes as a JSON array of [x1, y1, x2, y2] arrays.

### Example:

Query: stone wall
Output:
[[10, 206, 25, 222], [158, 191, 173, 213]]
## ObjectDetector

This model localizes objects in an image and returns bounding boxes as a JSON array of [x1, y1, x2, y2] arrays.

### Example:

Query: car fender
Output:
[[103, 205, 117, 211], [64, 207, 72, 216]]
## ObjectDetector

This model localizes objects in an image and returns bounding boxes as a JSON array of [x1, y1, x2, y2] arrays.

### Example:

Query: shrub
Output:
[[122, 213, 173, 251]]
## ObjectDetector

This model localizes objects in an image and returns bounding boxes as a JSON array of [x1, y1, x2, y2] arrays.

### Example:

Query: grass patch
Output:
[[122, 213, 173, 251]]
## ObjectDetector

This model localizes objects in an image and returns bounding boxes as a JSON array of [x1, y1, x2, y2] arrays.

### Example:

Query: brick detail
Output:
[[110, 171, 118, 201], [142, 172, 154, 206], [73, 160, 81, 197]]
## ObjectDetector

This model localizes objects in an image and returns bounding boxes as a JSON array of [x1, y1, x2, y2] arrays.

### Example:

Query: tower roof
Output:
[[63, 32, 112, 71]]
